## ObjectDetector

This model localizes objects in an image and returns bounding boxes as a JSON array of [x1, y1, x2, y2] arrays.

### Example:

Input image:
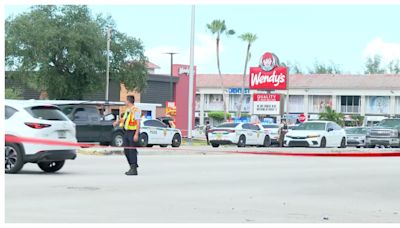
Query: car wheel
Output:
[[320, 137, 327, 148], [111, 131, 124, 147], [38, 161, 65, 173], [211, 143, 220, 148], [367, 144, 375, 148], [146, 145, 154, 147], [172, 134, 182, 147], [237, 135, 246, 147], [138, 133, 149, 147], [339, 137, 346, 148], [356, 146, 361, 148], [263, 136, 271, 147], [5, 143, 24, 174]]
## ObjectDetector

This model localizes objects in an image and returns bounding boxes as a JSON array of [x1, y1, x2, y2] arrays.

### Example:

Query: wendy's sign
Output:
[[249, 52, 287, 90]]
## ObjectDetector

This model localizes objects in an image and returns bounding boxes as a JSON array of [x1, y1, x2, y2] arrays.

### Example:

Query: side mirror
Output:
[[327, 128, 334, 132], [104, 113, 116, 121]]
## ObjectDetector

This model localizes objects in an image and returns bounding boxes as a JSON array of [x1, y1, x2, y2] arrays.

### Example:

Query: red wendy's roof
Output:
[[196, 74, 400, 90]]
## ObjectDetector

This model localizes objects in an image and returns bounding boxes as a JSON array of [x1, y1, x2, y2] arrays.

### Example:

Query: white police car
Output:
[[138, 119, 182, 147], [208, 122, 270, 148]]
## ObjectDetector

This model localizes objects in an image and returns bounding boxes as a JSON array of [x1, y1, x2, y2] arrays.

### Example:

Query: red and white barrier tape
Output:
[[5, 135, 400, 157]]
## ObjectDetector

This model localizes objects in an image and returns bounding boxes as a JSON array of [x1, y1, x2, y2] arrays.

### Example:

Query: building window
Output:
[[205, 94, 224, 111], [229, 94, 250, 112], [366, 96, 390, 114], [309, 95, 332, 113], [288, 95, 304, 113], [340, 96, 360, 113], [195, 94, 200, 111]]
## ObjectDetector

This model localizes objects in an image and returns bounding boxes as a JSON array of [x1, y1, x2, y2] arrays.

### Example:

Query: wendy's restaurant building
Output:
[[195, 74, 400, 126]]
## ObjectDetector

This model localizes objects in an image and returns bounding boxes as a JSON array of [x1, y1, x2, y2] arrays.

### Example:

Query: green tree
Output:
[[5, 88, 22, 99], [308, 61, 341, 74], [207, 19, 235, 121], [319, 106, 345, 126], [281, 61, 303, 74], [237, 32, 257, 118], [350, 114, 365, 127], [387, 59, 400, 74], [208, 111, 231, 122], [5, 5, 148, 100], [364, 55, 385, 74]]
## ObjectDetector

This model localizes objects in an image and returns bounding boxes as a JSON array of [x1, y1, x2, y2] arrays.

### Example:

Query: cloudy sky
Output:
[[5, 4, 400, 74]]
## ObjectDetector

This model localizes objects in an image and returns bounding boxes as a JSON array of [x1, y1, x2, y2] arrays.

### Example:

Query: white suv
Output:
[[5, 100, 78, 174]]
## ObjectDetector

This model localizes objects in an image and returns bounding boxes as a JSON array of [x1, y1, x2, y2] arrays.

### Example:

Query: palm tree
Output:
[[319, 106, 345, 126], [206, 20, 235, 121], [237, 33, 257, 118]]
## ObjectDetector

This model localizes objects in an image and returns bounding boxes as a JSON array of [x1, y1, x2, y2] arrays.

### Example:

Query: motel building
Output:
[[195, 74, 400, 126]]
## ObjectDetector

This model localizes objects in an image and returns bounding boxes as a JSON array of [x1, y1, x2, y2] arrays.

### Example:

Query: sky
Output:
[[5, 4, 400, 74]]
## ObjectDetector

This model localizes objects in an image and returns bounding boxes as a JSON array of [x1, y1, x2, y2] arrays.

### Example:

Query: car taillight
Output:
[[226, 129, 236, 133], [25, 122, 52, 129]]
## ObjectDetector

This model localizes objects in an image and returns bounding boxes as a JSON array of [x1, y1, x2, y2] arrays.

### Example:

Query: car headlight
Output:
[[285, 135, 293, 139], [307, 134, 320, 138]]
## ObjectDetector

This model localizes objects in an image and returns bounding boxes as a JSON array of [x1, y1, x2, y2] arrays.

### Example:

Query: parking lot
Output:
[[5, 146, 400, 223]]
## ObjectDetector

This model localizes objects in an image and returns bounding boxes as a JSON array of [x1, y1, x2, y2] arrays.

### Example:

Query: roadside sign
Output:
[[298, 113, 306, 123], [253, 94, 281, 115]]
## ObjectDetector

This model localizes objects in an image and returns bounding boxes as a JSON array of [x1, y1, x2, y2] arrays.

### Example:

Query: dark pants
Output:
[[123, 130, 138, 167]]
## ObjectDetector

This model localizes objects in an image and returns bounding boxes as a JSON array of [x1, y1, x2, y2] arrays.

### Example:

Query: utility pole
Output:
[[164, 52, 178, 101], [187, 5, 195, 144], [105, 27, 112, 102]]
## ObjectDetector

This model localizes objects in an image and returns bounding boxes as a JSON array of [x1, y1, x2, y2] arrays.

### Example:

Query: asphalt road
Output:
[[5, 147, 400, 223]]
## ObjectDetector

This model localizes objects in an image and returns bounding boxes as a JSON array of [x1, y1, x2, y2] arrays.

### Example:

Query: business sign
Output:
[[178, 66, 196, 75], [165, 101, 176, 116], [249, 52, 287, 90], [253, 94, 281, 115], [228, 88, 250, 94]]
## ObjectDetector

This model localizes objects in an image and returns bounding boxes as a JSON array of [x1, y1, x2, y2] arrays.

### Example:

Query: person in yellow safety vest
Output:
[[113, 95, 141, 176]]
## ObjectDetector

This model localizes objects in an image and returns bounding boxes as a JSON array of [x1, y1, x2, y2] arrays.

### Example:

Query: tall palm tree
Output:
[[206, 20, 235, 121], [237, 33, 257, 118]]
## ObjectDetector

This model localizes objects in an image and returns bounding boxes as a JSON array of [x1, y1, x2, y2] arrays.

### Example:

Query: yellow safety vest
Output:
[[120, 106, 140, 130]]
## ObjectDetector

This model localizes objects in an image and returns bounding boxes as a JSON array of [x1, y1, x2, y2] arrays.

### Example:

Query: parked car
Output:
[[192, 125, 206, 139], [366, 118, 400, 148], [345, 127, 369, 148], [284, 121, 347, 148], [261, 123, 280, 145], [138, 119, 182, 147], [5, 100, 77, 174], [208, 122, 270, 148], [58, 104, 125, 147]]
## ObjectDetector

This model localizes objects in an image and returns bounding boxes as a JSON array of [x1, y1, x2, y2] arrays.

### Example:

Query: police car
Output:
[[138, 119, 182, 147], [208, 122, 271, 148]]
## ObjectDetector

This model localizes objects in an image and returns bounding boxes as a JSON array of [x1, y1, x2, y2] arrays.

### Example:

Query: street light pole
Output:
[[187, 5, 195, 144], [164, 52, 178, 101], [105, 27, 111, 102]]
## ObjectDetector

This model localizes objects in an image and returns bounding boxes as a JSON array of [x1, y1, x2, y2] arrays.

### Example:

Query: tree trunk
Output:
[[238, 43, 251, 118], [216, 36, 227, 121]]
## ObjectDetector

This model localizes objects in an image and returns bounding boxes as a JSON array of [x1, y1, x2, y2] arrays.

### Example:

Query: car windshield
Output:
[[346, 128, 368, 134], [262, 125, 279, 128], [377, 119, 400, 128], [27, 106, 68, 121], [294, 122, 326, 131], [216, 123, 239, 128]]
